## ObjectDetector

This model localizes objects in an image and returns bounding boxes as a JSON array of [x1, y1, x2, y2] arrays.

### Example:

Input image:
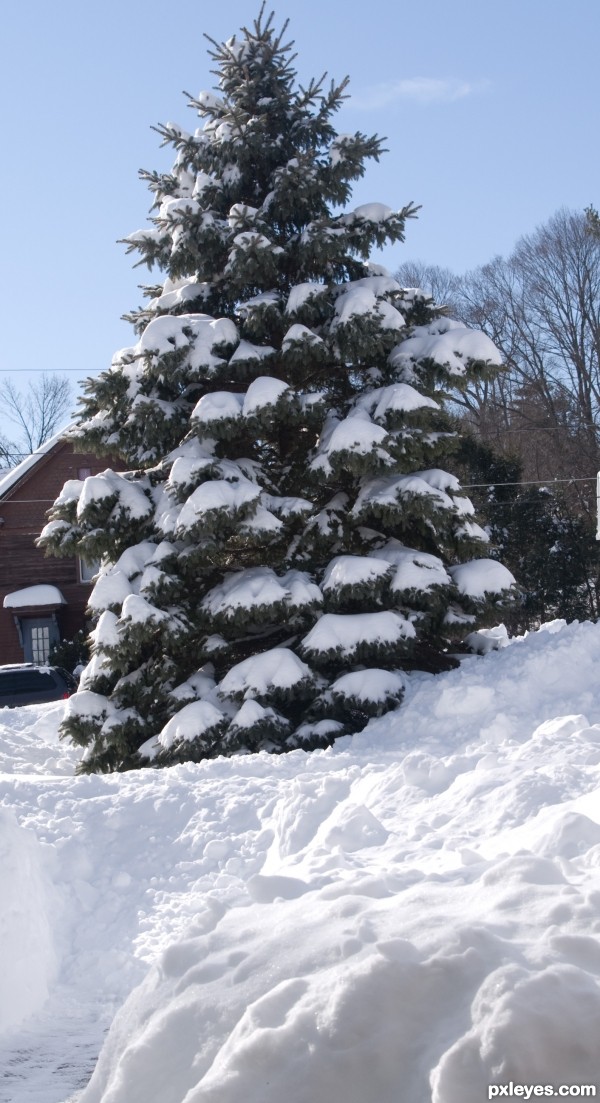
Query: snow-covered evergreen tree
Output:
[[40, 7, 515, 772]]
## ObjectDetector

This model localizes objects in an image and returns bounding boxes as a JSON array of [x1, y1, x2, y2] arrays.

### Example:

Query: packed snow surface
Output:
[[2, 620, 600, 1101]]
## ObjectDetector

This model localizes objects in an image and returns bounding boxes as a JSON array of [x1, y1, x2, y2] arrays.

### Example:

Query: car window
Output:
[[0, 671, 58, 695]]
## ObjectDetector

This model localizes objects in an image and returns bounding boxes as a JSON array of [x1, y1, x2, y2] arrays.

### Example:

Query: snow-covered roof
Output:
[[0, 427, 74, 501], [3, 585, 66, 609]]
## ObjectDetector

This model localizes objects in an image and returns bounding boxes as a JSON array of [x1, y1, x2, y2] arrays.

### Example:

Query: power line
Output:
[[474, 424, 600, 435], [2, 478, 596, 504], [462, 476, 596, 489], [0, 368, 90, 373]]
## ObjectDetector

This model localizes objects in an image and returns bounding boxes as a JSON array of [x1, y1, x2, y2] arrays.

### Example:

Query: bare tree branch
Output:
[[395, 213, 600, 523], [394, 260, 463, 317], [0, 375, 72, 464]]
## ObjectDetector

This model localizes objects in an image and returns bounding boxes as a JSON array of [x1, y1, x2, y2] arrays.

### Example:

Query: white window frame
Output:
[[78, 557, 100, 583]]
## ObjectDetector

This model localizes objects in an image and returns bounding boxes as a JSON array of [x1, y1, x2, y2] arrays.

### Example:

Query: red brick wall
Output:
[[0, 443, 112, 664]]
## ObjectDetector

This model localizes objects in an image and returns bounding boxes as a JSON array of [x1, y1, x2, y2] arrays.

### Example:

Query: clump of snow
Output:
[[154, 700, 225, 753], [230, 699, 281, 731], [418, 468, 462, 493], [356, 382, 440, 420], [352, 473, 456, 516], [373, 543, 452, 594], [390, 318, 502, 377], [203, 568, 321, 622], [285, 282, 327, 314], [237, 291, 281, 317], [88, 568, 133, 614], [77, 474, 117, 512], [242, 376, 289, 415], [231, 230, 273, 250], [87, 542, 159, 615], [331, 668, 405, 703], [203, 567, 287, 618], [229, 340, 276, 365], [148, 276, 209, 312], [77, 471, 152, 522], [51, 478, 84, 507], [302, 610, 416, 658], [325, 416, 389, 456], [282, 324, 322, 348], [219, 648, 314, 701], [158, 196, 201, 221], [119, 593, 169, 627], [88, 610, 119, 657], [192, 390, 244, 425], [329, 134, 354, 166], [196, 88, 226, 112], [321, 555, 391, 592], [466, 624, 510, 655], [127, 314, 238, 374], [228, 202, 259, 227], [449, 559, 516, 598], [346, 201, 394, 222], [240, 504, 283, 536], [333, 282, 405, 330], [176, 476, 261, 531], [65, 690, 111, 721]]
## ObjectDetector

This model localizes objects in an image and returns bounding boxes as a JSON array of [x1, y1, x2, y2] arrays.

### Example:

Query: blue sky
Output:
[[1, 0, 599, 447]]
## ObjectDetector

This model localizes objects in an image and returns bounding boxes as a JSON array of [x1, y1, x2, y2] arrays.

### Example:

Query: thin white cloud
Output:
[[352, 77, 489, 109]]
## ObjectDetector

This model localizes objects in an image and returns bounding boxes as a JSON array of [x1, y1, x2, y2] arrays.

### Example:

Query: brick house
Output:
[[0, 434, 107, 665]]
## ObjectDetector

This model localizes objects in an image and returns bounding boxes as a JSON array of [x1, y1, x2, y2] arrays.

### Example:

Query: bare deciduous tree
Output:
[[0, 375, 72, 467], [459, 210, 600, 518], [396, 209, 600, 505], [397, 210, 600, 627], [393, 259, 463, 317]]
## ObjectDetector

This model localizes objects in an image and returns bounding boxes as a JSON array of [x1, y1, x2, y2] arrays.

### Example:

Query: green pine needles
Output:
[[39, 6, 515, 772]]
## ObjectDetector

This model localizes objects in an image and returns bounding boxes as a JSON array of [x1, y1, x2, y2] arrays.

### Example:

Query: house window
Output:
[[30, 624, 51, 663], [79, 557, 100, 583], [78, 467, 92, 480]]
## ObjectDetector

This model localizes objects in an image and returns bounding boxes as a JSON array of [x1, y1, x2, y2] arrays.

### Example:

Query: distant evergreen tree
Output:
[[585, 205, 600, 239], [457, 435, 600, 632], [48, 629, 90, 677], [39, 7, 514, 772]]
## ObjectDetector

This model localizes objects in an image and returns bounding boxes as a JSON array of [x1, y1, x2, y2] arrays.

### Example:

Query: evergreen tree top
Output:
[[120, 3, 418, 312]]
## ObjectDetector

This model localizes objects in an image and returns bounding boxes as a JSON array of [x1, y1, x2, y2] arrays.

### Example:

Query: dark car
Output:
[[0, 664, 77, 708]]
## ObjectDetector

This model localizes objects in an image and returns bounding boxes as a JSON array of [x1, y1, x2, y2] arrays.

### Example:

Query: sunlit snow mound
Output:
[[0, 809, 59, 1032], [0, 699, 79, 775], [75, 620, 600, 1103]]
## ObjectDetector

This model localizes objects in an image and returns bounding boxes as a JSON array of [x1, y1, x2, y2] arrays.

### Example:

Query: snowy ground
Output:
[[2, 620, 600, 1102]]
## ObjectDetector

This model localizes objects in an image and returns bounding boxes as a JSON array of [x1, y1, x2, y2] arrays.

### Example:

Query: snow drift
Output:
[[0, 809, 58, 1034], [1, 620, 600, 1101]]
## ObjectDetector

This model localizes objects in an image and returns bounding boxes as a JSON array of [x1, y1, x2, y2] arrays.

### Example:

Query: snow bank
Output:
[[67, 622, 600, 1102], [3, 621, 600, 1100], [0, 809, 59, 1033], [0, 700, 79, 775]]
